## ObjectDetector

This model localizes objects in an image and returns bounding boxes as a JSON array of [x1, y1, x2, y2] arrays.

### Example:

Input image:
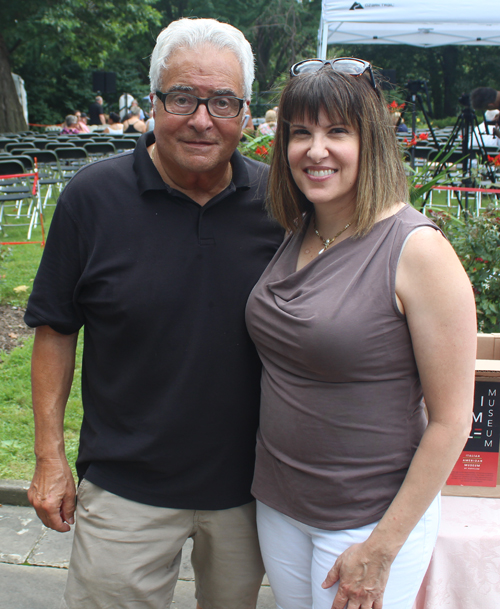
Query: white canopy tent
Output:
[[319, 0, 500, 57]]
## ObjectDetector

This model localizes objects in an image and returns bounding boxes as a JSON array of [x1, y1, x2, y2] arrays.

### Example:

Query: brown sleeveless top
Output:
[[246, 205, 440, 530]]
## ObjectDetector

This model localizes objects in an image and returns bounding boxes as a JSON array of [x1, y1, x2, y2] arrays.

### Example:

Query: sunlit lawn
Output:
[[0, 194, 83, 480]]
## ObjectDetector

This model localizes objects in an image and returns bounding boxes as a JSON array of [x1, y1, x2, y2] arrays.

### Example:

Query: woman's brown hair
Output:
[[267, 67, 408, 236]]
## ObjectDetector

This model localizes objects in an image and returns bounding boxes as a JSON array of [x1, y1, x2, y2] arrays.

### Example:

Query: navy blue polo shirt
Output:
[[25, 132, 283, 510]]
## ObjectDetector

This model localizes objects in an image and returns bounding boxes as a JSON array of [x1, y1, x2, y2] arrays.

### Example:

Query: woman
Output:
[[245, 59, 477, 609], [60, 114, 80, 135], [122, 105, 146, 134], [103, 112, 124, 135], [258, 109, 277, 136]]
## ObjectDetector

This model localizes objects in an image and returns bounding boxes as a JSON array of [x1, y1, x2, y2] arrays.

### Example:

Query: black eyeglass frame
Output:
[[289, 58, 377, 91], [155, 90, 245, 118]]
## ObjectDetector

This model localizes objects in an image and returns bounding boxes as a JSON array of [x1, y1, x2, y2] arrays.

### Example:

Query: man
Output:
[[26, 18, 282, 609], [470, 86, 500, 111], [470, 109, 500, 148], [88, 95, 106, 125]]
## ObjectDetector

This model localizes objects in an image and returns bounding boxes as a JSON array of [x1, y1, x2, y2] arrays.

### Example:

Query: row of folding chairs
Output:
[[0, 139, 136, 154], [0, 158, 40, 239]]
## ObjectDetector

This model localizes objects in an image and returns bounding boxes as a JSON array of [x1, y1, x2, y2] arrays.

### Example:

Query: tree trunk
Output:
[[441, 45, 459, 118], [0, 30, 28, 133]]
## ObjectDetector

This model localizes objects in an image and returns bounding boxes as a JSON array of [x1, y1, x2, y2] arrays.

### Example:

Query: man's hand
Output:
[[28, 457, 76, 532], [322, 542, 392, 609]]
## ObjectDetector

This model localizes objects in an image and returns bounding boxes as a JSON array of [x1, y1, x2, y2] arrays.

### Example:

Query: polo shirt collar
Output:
[[134, 131, 251, 196]]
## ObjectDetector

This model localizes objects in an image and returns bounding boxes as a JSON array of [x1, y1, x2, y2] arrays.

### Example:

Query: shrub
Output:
[[429, 207, 500, 332]]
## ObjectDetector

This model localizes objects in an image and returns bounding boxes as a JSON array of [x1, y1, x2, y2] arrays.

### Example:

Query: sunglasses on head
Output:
[[290, 58, 377, 91]]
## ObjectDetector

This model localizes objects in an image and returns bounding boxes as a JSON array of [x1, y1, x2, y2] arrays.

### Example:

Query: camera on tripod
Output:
[[458, 93, 471, 108], [407, 80, 427, 95]]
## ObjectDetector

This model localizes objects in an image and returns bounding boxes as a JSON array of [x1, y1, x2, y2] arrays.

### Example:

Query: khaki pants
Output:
[[61, 479, 265, 609]]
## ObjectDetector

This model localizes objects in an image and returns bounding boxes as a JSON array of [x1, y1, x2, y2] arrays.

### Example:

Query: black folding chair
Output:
[[0, 159, 38, 237], [46, 141, 77, 151], [54, 147, 89, 180], [5, 141, 36, 153], [84, 142, 117, 159], [23, 150, 64, 208], [111, 139, 137, 151]]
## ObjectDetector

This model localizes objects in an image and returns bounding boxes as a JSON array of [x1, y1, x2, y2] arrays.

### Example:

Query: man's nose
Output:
[[187, 102, 214, 131]]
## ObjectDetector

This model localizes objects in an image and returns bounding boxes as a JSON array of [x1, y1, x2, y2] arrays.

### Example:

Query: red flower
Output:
[[419, 132, 429, 141], [255, 146, 269, 156], [475, 257, 484, 263], [387, 101, 405, 112]]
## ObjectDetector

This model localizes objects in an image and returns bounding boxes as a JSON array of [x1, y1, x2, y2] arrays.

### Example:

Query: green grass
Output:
[[0, 336, 83, 480], [0, 191, 83, 481]]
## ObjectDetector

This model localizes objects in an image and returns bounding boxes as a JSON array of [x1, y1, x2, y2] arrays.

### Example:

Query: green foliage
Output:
[[429, 207, 500, 332], [406, 147, 465, 210], [3, 0, 161, 123], [238, 132, 274, 164]]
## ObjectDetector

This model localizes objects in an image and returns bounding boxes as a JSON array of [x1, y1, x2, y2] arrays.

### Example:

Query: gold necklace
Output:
[[313, 216, 351, 254]]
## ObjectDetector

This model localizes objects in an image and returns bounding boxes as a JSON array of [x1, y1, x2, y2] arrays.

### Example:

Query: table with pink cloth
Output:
[[412, 495, 500, 609]]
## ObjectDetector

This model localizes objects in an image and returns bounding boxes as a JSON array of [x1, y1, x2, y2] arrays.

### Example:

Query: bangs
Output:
[[281, 70, 361, 128]]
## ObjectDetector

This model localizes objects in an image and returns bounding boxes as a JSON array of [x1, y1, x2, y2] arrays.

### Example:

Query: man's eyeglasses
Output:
[[155, 90, 244, 118], [290, 58, 377, 91]]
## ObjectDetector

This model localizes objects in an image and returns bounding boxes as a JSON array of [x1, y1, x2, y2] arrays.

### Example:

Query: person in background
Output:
[[122, 105, 146, 134], [391, 111, 408, 133], [471, 87, 500, 112], [26, 17, 283, 609], [241, 104, 255, 137], [103, 112, 124, 135], [145, 103, 155, 132], [60, 114, 80, 135], [75, 110, 90, 133], [88, 95, 106, 126], [471, 109, 500, 147], [257, 109, 277, 136], [130, 98, 146, 120], [246, 58, 476, 609]]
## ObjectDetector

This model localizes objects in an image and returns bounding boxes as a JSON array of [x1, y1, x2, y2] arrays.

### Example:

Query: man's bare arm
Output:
[[28, 325, 79, 532]]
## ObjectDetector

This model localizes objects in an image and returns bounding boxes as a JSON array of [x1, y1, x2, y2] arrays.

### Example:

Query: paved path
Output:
[[0, 503, 276, 609]]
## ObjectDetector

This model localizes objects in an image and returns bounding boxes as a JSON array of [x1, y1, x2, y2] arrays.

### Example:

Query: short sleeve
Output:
[[24, 196, 87, 334]]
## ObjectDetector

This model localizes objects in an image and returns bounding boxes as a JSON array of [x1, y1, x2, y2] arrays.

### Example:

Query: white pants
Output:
[[256, 495, 440, 609]]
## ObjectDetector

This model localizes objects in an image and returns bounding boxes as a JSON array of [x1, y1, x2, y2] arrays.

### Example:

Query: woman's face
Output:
[[287, 108, 360, 212]]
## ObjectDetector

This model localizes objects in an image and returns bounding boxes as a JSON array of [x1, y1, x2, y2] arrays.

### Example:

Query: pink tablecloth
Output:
[[413, 496, 500, 609]]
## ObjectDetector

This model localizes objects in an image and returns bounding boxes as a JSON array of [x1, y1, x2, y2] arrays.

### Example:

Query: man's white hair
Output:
[[149, 18, 254, 102]]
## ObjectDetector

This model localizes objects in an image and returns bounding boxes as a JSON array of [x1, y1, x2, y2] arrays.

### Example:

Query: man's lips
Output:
[[182, 140, 216, 146]]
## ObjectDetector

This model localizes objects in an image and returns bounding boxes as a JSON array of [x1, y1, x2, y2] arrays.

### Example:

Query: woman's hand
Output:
[[322, 541, 393, 609]]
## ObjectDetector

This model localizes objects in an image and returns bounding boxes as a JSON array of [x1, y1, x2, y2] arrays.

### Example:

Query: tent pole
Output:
[[320, 21, 329, 59]]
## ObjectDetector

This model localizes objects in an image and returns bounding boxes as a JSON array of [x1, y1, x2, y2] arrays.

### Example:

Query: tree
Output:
[[1, 0, 161, 129], [0, 30, 27, 132]]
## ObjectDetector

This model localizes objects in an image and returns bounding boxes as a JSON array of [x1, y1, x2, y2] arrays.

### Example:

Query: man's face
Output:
[[153, 45, 245, 180]]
